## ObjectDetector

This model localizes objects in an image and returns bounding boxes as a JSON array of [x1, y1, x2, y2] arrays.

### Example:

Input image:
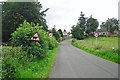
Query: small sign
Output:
[[94, 32, 98, 38], [49, 33, 53, 37], [30, 32, 40, 42]]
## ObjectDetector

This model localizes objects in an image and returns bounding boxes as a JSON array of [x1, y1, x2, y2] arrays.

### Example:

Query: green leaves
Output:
[[102, 18, 119, 33], [11, 21, 49, 59], [2, 1, 48, 42], [71, 12, 86, 40], [2, 21, 59, 78], [86, 17, 99, 35], [2, 45, 59, 78]]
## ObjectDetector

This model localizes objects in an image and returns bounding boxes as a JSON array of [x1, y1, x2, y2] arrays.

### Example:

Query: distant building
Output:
[[96, 28, 119, 36], [96, 28, 109, 36]]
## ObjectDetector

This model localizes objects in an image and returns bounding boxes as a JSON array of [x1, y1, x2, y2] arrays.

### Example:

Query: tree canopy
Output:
[[2, 1, 48, 42], [86, 15, 99, 36], [101, 18, 119, 33], [71, 12, 100, 39], [51, 27, 61, 41], [71, 12, 87, 39]]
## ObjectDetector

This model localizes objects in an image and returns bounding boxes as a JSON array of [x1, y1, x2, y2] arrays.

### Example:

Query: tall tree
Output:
[[86, 15, 99, 36], [51, 26, 61, 41], [100, 22, 106, 29], [78, 11, 86, 32], [103, 18, 119, 33], [71, 11, 86, 39], [2, 1, 48, 42], [71, 25, 84, 39]]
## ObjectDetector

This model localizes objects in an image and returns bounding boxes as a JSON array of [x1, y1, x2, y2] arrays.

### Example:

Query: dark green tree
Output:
[[71, 11, 86, 39], [78, 11, 86, 32], [51, 26, 61, 41], [104, 18, 119, 33], [58, 29, 63, 37], [2, 1, 48, 42], [100, 22, 106, 29], [71, 25, 84, 39], [86, 15, 99, 36]]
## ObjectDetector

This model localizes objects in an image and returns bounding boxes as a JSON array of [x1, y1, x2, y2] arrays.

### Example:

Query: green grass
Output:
[[72, 37, 119, 64], [19, 47, 59, 78], [2, 46, 59, 78]]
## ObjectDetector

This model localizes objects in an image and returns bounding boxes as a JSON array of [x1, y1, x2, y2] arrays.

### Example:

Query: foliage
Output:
[[2, 1, 48, 42], [11, 21, 50, 58], [48, 37, 58, 50], [71, 25, 85, 40], [2, 45, 59, 78], [58, 29, 63, 37], [71, 12, 87, 40], [100, 18, 119, 33], [51, 28, 61, 42], [72, 37, 119, 63], [2, 47, 24, 78], [86, 15, 99, 36]]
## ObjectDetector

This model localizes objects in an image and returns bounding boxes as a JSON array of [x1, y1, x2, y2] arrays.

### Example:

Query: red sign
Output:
[[30, 32, 40, 42]]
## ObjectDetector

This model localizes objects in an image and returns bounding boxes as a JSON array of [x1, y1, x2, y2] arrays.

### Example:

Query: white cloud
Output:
[[39, 0, 119, 31], [1, 0, 119, 31]]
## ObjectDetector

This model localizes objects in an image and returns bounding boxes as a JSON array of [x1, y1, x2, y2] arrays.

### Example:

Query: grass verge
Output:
[[2, 46, 59, 78], [72, 37, 119, 64]]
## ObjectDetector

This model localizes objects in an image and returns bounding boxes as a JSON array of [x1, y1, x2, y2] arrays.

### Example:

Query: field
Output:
[[72, 37, 119, 63]]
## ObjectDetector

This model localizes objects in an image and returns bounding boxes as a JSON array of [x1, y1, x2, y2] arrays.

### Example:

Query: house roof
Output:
[[96, 28, 107, 32]]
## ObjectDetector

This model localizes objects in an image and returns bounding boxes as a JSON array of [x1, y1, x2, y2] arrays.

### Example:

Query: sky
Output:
[[39, 0, 120, 32], [0, 0, 119, 31]]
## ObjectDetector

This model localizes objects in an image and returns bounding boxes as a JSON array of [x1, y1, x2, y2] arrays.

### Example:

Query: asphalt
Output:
[[49, 39, 118, 78]]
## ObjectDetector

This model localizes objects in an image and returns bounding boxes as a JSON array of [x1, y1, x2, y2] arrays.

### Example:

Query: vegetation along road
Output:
[[50, 39, 118, 78]]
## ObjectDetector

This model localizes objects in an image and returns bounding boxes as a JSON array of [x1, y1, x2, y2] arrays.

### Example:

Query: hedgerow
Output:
[[2, 21, 59, 78], [11, 21, 58, 58], [2, 46, 59, 78]]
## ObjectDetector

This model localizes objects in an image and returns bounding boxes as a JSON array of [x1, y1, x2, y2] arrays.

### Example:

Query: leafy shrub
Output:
[[48, 37, 58, 50], [2, 46, 59, 78], [2, 58, 19, 79], [11, 21, 50, 58], [2, 46, 24, 79]]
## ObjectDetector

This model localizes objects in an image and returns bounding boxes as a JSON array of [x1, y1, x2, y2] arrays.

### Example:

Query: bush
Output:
[[2, 46, 59, 78], [2, 46, 24, 79], [48, 37, 58, 50], [11, 21, 50, 58]]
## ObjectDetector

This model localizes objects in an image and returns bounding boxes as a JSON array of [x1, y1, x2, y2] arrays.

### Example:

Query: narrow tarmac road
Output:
[[49, 40, 118, 78]]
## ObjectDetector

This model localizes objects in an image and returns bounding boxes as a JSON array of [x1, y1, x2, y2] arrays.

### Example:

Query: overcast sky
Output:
[[1, 0, 119, 31], [39, 0, 120, 32]]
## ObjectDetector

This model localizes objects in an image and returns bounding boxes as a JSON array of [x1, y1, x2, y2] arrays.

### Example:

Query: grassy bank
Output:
[[2, 46, 59, 78], [72, 37, 119, 64]]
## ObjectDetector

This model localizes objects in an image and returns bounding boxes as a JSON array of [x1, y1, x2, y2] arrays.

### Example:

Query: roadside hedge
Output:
[[11, 21, 58, 59], [2, 21, 59, 78]]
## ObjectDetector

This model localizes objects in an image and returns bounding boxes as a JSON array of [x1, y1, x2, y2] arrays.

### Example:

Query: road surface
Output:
[[50, 39, 118, 78]]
